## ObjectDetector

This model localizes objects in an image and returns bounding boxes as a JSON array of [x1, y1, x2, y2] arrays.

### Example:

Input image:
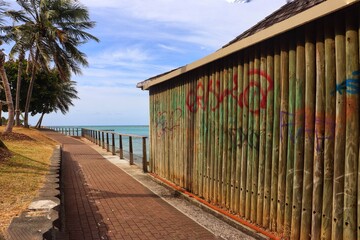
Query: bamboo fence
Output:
[[148, 5, 360, 239]]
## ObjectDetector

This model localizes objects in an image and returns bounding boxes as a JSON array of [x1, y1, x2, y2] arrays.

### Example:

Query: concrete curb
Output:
[[6, 146, 62, 240]]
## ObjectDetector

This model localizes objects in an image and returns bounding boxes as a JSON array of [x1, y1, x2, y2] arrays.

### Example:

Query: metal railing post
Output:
[[142, 137, 147, 173], [119, 135, 124, 159], [111, 133, 115, 155], [102, 132, 105, 149], [129, 136, 134, 165], [106, 132, 110, 152], [97, 131, 101, 146]]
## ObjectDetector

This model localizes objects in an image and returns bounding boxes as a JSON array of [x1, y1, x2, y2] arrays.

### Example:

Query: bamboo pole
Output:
[[251, 51, 260, 222], [358, 7, 360, 240], [332, 13, 346, 240], [270, 43, 281, 231], [277, 36, 289, 233], [300, 24, 316, 240], [245, 55, 254, 220], [290, 29, 305, 240], [214, 67, 220, 204], [240, 56, 249, 217], [311, 20, 325, 240], [230, 62, 238, 212], [224, 61, 234, 210], [284, 36, 296, 237], [343, 9, 359, 240], [209, 68, 216, 203], [188, 77, 195, 191], [263, 43, 274, 228], [202, 73, 208, 199], [222, 66, 229, 208], [320, 17, 335, 240], [217, 68, 224, 205], [235, 57, 244, 213], [256, 45, 267, 225]]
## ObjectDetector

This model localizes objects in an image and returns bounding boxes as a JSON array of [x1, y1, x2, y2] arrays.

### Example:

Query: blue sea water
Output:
[[80, 125, 149, 137], [50, 125, 149, 164]]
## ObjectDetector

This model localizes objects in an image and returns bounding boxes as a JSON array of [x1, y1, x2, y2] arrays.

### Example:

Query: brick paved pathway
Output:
[[44, 131, 218, 240]]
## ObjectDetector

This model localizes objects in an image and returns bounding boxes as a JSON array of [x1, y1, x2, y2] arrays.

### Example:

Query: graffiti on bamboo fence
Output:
[[186, 69, 273, 114], [226, 127, 260, 150], [332, 70, 360, 95], [280, 111, 336, 153], [155, 107, 183, 137]]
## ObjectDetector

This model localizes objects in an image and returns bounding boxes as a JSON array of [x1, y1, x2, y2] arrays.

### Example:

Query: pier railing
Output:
[[47, 127, 148, 173], [47, 127, 82, 136]]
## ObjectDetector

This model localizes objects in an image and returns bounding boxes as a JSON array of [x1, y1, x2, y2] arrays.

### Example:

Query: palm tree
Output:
[[7, 0, 98, 127], [0, 26, 28, 126], [0, 0, 15, 133], [35, 80, 79, 128], [0, 50, 14, 133]]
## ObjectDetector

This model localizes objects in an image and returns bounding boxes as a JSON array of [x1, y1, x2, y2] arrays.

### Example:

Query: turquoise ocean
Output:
[[50, 125, 149, 165]]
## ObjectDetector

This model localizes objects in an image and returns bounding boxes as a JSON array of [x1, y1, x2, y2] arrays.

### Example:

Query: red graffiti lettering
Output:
[[186, 69, 273, 114]]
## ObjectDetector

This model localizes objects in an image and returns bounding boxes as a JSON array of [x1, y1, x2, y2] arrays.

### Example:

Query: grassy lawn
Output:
[[0, 127, 57, 238]]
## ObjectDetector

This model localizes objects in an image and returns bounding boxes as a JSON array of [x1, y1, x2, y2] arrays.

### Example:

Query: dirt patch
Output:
[[0, 132, 34, 141], [0, 147, 12, 163]]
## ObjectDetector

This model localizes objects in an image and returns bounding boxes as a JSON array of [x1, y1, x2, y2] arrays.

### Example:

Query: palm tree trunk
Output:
[[24, 50, 39, 128], [0, 102, 2, 126], [0, 50, 14, 133], [35, 112, 45, 128], [15, 50, 25, 127]]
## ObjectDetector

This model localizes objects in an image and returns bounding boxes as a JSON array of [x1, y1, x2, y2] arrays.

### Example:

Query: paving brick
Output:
[[43, 131, 218, 240]]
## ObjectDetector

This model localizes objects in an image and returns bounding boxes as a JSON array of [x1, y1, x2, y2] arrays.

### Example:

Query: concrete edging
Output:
[[6, 146, 62, 240]]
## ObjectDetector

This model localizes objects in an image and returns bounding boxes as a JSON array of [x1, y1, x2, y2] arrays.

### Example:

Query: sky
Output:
[[12, 0, 289, 126]]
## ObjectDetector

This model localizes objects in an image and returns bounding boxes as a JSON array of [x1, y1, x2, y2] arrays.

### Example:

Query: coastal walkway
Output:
[[43, 131, 221, 240]]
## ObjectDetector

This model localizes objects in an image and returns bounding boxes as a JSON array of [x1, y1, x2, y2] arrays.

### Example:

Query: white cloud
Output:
[[35, 0, 289, 126]]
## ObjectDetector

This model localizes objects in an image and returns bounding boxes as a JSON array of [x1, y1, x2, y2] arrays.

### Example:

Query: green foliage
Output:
[[1, 60, 79, 116]]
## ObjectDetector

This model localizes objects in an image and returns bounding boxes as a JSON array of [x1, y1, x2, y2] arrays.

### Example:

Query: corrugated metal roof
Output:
[[222, 0, 326, 48]]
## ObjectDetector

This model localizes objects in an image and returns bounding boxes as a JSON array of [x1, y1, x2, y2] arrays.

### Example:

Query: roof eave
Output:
[[139, 0, 358, 90]]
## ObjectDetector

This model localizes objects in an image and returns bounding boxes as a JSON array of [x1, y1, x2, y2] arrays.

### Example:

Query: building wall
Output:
[[149, 4, 359, 239]]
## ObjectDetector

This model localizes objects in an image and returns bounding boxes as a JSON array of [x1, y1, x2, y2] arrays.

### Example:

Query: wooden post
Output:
[[320, 17, 336, 240], [240, 56, 249, 217], [142, 137, 147, 172], [300, 24, 316, 240], [119, 135, 124, 159], [284, 38, 296, 236], [256, 46, 267, 225], [129, 136, 134, 165], [343, 9, 359, 240], [290, 29, 305, 240], [277, 36, 289, 233], [98, 131, 101, 146], [311, 20, 325, 240], [251, 52, 260, 222], [270, 42, 281, 231], [263, 44, 274, 228], [102, 132, 105, 149], [332, 13, 346, 240], [106, 132, 110, 152], [111, 133, 115, 155], [235, 58, 244, 214]]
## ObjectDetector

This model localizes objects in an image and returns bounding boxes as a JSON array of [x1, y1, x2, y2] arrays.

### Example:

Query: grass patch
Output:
[[0, 127, 57, 237]]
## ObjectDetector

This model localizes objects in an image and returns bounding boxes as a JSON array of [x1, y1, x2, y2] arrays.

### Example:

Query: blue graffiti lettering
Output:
[[332, 71, 360, 95]]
